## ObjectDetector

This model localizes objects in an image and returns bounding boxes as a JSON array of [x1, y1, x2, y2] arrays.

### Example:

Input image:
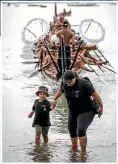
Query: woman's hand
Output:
[[97, 107, 103, 118]]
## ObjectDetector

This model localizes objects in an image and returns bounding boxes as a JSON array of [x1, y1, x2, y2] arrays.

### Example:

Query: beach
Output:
[[2, 2, 117, 162]]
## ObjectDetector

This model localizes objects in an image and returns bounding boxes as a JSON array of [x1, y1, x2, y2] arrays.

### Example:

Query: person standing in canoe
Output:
[[28, 86, 52, 145], [56, 20, 76, 77], [55, 14, 66, 31], [51, 70, 103, 152]]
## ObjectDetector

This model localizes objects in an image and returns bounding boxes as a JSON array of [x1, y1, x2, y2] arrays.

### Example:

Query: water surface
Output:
[[2, 2, 117, 162]]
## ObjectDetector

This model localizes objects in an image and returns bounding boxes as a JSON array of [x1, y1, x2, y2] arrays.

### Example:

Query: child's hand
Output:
[[28, 113, 32, 118], [50, 99, 57, 110], [50, 104, 56, 110], [50, 100, 57, 110]]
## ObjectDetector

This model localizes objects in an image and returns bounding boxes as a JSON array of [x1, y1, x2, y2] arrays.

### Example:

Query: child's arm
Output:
[[28, 101, 36, 118], [28, 110, 35, 118], [46, 101, 55, 111]]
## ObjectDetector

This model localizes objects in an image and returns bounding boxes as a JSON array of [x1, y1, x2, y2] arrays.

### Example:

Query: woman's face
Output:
[[66, 78, 76, 86]]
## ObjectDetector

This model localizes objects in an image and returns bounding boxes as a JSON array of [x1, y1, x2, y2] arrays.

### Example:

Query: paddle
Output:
[[79, 54, 108, 85], [61, 35, 66, 74], [93, 50, 117, 74], [71, 25, 78, 27], [29, 61, 52, 78], [23, 69, 38, 74], [97, 48, 116, 71], [101, 65, 117, 74], [29, 70, 40, 78], [70, 40, 83, 70], [87, 53, 111, 81], [22, 61, 40, 64], [44, 45, 61, 76], [20, 53, 36, 60], [31, 49, 36, 54], [23, 27, 61, 76], [81, 42, 110, 80], [21, 49, 34, 52]]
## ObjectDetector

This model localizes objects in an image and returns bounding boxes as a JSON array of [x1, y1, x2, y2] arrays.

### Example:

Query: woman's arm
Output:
[[54, 89, 63, 101], [91, 91, 103, 115], [92, 91, 103, 108], [84, 80, 103, 116], [51, 89, 63, 109]]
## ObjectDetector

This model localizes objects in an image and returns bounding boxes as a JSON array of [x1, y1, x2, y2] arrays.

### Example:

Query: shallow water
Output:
[[2, 2, 117, 162]]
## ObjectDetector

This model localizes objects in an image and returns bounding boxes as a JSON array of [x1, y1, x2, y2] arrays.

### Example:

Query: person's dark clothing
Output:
[[68, 111, 95, 138], [60, 77, 95, 115], [32, 99, 52, 127], [60, 76, 96, 137]]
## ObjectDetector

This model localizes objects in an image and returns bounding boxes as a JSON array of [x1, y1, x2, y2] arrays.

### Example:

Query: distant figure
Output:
[[28, 86, 52, 145], [51, 34, 59, 44], [56, 20, 75, 76], [59, 9, 71, 17], [55, 14, 65, 31]]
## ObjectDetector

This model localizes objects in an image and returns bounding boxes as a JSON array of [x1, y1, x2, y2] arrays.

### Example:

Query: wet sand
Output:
[[2, 75, 117, 162]]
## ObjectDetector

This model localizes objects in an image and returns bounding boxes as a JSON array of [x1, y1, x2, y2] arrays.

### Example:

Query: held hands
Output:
[[97, 107, 103, 118], [50, 100, 57, 110], [50, 104, 56, 110]]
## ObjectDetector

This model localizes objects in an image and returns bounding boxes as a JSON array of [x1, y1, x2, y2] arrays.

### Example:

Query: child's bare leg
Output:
[[35, 132, 41, 145], [35, 125, 42, 145], [42, 134, 48, 143], [42, 127, 49, 143]]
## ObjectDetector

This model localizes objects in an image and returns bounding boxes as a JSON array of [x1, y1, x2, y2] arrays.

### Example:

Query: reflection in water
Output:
[[69, 150, 87, 163], [28, 143, 88, 163], [28, 144, 53, 162]]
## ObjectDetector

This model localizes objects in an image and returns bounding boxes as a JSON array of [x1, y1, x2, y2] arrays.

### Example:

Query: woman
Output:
[[51, 70, 103, 152]]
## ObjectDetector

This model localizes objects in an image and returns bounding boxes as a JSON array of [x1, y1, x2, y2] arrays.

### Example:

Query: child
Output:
[[28, 86, 52, 145]]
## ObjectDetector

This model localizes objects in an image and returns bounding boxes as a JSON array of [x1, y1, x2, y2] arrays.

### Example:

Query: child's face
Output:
[[38, 92, 47, 101]]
